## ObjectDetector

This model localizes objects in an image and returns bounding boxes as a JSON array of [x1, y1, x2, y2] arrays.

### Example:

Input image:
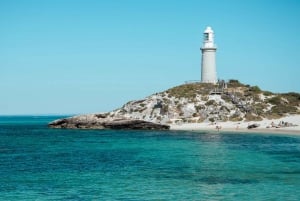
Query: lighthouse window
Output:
[[204, 33, 209, 40]]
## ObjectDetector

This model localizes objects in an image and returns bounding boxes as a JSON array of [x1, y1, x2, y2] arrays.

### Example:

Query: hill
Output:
[[49, 80, 300, 129]]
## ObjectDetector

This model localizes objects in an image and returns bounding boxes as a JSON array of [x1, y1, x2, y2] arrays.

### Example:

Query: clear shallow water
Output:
[[0, 116, 300, 200]]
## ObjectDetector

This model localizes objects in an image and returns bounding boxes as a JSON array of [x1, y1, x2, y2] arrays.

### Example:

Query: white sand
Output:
[[170, 115, 300, 135]]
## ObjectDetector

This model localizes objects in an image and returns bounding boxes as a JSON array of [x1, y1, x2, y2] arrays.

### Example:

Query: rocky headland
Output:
[[49, 116, 170, 130], [49, 80, 300, 131]]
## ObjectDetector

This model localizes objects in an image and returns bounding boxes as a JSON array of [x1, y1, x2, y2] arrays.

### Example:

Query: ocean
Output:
[[0, 116, 300, 200]]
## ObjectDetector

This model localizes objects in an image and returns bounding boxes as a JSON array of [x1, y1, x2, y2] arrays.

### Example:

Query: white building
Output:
[[201, 26, 217, 83]]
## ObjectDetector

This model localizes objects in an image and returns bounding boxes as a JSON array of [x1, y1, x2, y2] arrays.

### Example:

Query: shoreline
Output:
[[173, 127, 300, 136], [169, 115, 300, 136]]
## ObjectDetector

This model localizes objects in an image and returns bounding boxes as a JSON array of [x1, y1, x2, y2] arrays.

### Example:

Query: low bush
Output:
[[282, 92, 300, 106], [270, 105, 298, 115], [249, 86, 261, 93], [205, 100, 216, 106], [229, 116, 243, 122], [208, 117, 215, 122], [263, 91, 274, 96], [267, 96, 282, 105], [245, 113, 263, 121], [227, 79, 245, 88]]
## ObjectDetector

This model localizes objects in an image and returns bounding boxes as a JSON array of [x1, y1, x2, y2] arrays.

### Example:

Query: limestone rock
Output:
[[102, 119, 170, 130], [48, 115, 170, 130]]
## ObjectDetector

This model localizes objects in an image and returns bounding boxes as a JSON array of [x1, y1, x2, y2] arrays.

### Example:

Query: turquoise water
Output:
[[0, 116, 300, 200]]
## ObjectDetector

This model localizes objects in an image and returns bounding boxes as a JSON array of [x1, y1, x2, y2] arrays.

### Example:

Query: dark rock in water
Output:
[[102, 119, 170, 130], [48, 116, 170, 130]]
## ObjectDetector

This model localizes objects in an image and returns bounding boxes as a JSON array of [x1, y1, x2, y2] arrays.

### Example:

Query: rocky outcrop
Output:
[[102, 119, 170, 130], [104, 81, 300, 124], [48, 114, 170, 130], [49, 80, 300, 130]]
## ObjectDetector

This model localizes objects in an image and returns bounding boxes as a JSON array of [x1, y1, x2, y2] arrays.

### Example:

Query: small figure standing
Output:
[[271, 121, 275, 127]]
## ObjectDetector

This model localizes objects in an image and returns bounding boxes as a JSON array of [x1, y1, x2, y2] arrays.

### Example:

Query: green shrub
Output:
[[205, 100, 216, 106], [249, 86, 261, 93], [229, 115, 243, 122], [270, 105, 297, 115], [229, 79, 240, 84], [227, 79, 245, 87], [263, 91, 274, 96], [166, 83, 215, 99], [284, 92, 300, 99], [208, 117, 215, 122], [267, 96, 281, 105], [254, 103, 267, 116], [264, 113, 281, 120], [282, 92, 300, 106], [245, 113, 263, 121]]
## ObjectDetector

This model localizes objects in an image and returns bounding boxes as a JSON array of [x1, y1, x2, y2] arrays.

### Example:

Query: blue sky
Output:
[[1, 0, 300, 115]]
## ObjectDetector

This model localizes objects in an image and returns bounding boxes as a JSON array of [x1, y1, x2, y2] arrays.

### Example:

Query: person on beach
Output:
[[266, 121, 275, 128]]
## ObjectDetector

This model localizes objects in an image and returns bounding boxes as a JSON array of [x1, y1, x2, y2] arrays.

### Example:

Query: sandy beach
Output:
[[170, 115, 300, 135]]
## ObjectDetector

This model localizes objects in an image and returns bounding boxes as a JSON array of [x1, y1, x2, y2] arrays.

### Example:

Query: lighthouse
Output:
[[201, 26, 217, 83]]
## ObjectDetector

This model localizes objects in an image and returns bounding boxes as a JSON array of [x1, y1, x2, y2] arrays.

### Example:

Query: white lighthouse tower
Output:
[[201, 26, 217, 83]]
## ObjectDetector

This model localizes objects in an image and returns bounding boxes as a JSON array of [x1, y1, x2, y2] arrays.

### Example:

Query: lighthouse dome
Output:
[[204, 26, 214, 33]]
